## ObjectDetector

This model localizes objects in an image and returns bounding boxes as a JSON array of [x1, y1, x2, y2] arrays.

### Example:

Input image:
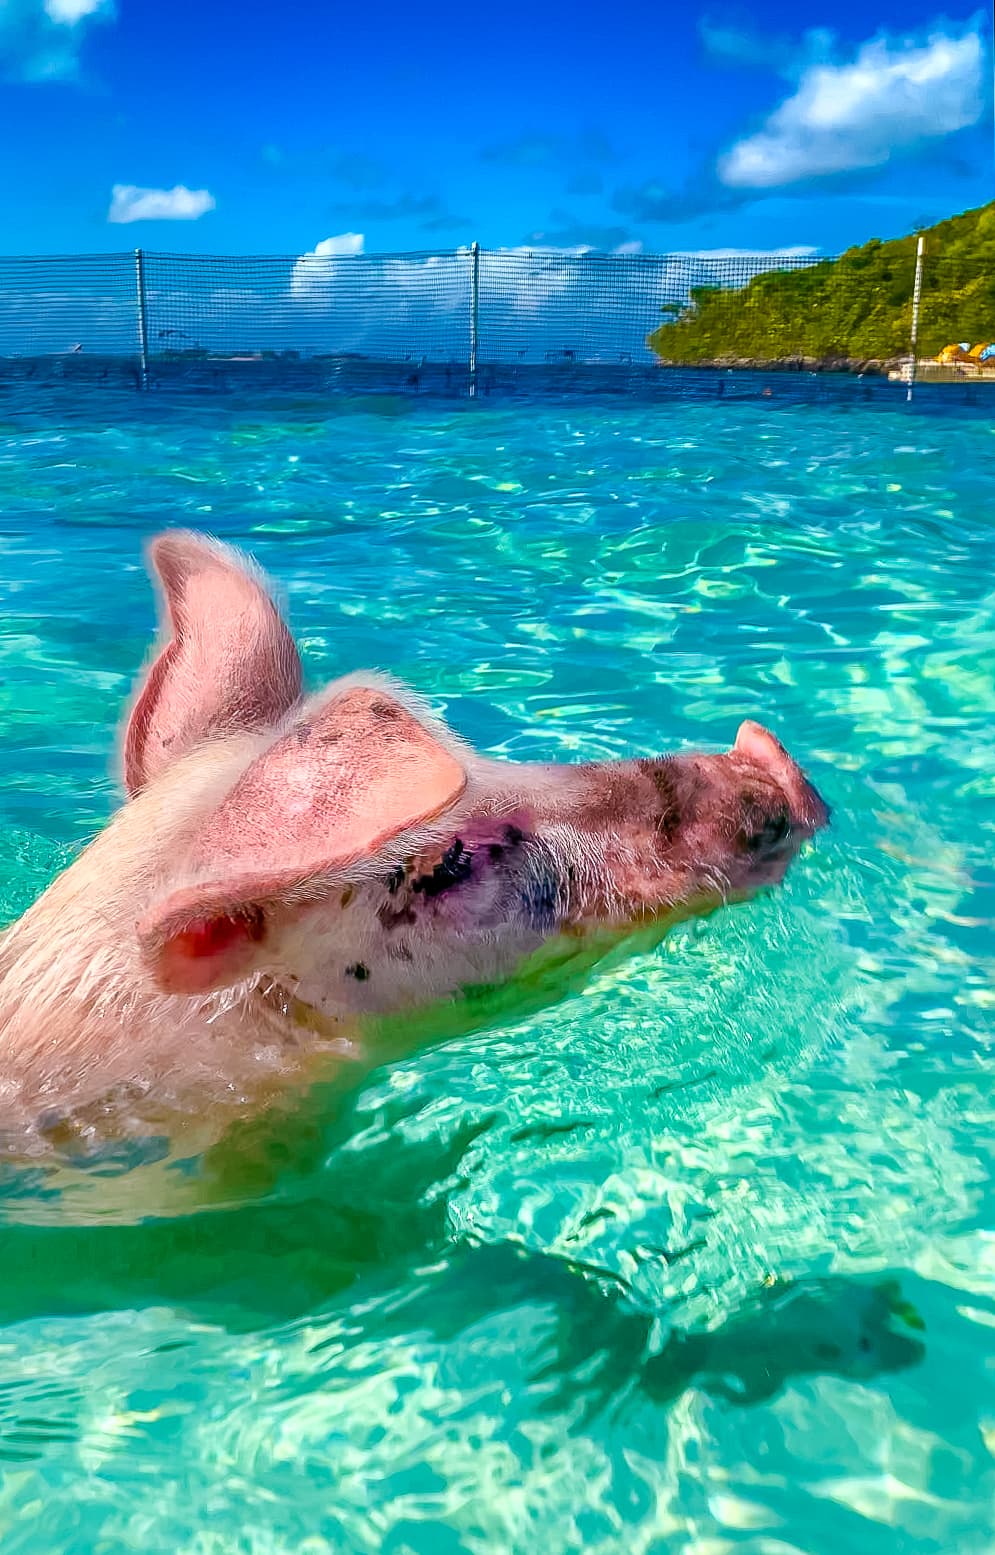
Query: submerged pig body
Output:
[[0, 531, 829, 1157]]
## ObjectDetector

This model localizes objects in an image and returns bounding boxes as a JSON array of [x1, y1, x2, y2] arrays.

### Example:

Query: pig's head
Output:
[[628, 718, 830, 912], [121, 530, 829, 1013]]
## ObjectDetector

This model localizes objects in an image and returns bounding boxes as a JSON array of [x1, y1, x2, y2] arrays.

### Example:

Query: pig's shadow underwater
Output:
[[0, 1087, 926, 1443]]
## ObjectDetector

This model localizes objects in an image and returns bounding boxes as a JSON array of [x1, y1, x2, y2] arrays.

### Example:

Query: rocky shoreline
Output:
[[652, 355, 904, 376]]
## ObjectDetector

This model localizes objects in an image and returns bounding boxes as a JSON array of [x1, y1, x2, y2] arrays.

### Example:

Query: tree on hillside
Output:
[[647, 203, 995, 364]]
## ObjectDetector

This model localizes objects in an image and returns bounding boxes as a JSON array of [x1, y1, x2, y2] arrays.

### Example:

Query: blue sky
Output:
[[0, 0, 991, 258]]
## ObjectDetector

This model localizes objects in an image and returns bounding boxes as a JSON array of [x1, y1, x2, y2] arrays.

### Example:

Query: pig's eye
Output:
[[745, 811, 791, 852]]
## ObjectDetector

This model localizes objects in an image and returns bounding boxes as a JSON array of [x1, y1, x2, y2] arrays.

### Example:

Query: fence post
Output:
[[906, 234, 924, 403], [134, 248, 150, 390], [468, 241, 480, 399]]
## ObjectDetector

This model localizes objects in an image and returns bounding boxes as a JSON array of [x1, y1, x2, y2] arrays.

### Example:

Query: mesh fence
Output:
[[474, 249, 823, 365], [0, 253, 139, 357], [144, 250, 472, 363], [0, 243, 991, 398]]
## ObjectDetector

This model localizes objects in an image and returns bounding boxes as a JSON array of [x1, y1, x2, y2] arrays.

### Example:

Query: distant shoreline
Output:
[[653, 355, 896, 375], [652, 356, 995, 382], [1, 354, 992, 400]]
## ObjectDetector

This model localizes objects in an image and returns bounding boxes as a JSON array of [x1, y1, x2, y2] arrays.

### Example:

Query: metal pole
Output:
[[468, 241, 480, 399], [134, 247, 150, 390], [906, 234, 924, 403]]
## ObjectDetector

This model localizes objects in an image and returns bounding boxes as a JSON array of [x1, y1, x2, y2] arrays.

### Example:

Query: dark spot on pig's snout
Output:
[[490, 824, 528, 862], [412, 838, 475, 898], [370, 699, 402, 722], [743, 805, 792, 854], [345, 962, 370, 981], [295, 723, 312, 746], [385, 864, 406, 895]]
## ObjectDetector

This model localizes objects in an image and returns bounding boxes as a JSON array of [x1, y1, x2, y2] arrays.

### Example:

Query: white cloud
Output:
[[314, 232, 365, 257], [719, 28, 984, 188], [685, 245, 819, 258], [43, 0, 106, 22], [0, 0, 112, 80], [289, 233, 365, 297], [108, 184, 216, 224]]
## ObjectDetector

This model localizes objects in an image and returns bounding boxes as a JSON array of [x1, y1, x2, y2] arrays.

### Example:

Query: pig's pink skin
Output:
[[0, 531, 829, 1160]]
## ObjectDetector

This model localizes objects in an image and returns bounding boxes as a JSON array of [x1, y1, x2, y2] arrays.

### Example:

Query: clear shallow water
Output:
[[0, 386, 993, 1552]]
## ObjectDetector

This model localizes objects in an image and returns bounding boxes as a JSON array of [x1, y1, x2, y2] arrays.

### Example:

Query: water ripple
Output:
[[0, 390, 992, 1552]]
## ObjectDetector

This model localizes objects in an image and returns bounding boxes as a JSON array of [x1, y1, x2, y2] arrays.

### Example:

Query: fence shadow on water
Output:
[[0, 245, 991, 409]]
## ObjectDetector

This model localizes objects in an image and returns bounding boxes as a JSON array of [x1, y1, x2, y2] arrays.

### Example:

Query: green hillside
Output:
[[648, 203, 995, 366]]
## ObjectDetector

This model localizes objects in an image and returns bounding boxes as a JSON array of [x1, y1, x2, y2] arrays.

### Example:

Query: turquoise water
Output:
[[0, 387, 993, 1553]]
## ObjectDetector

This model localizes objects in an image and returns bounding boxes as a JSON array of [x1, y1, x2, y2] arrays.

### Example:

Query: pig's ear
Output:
[[137, 685, 467, 996], [123, 530, 302, 797]]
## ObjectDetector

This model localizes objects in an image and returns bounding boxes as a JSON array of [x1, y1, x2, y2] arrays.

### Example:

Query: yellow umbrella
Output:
[[936, 343, 976, 365]]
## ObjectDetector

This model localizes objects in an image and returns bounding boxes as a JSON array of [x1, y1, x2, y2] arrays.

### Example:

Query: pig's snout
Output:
[[732, 720, 830, 838]]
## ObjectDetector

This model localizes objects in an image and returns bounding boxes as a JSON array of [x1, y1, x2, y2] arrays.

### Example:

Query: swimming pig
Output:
[[0, 530, 829, 1163]]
